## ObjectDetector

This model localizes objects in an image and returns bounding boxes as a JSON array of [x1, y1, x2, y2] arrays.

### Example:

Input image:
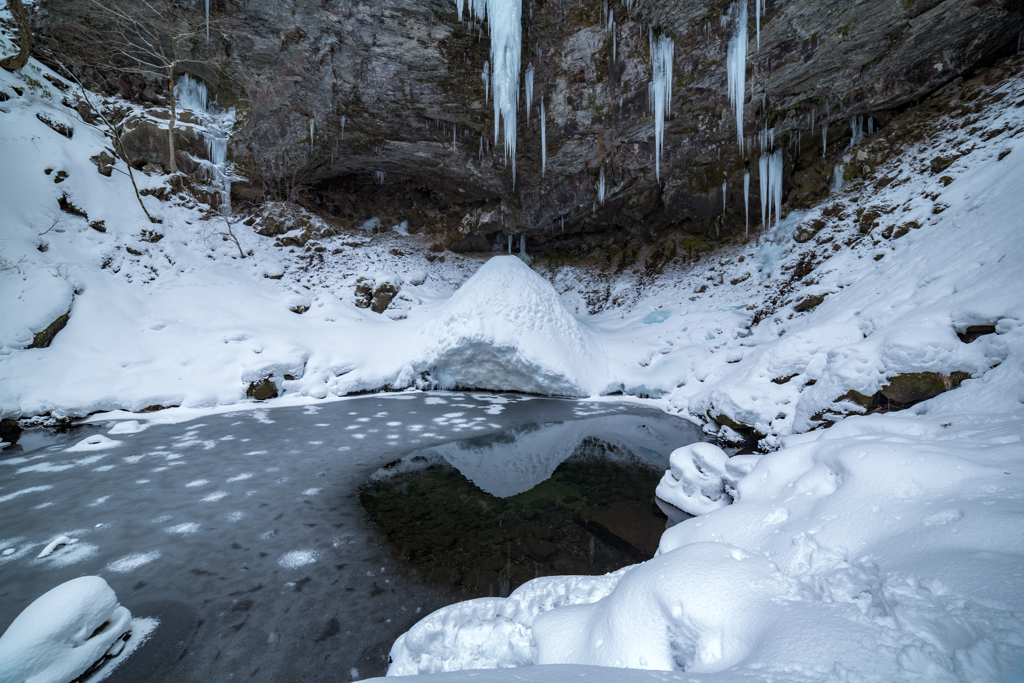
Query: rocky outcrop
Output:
[[36, 0, 1023, 251], [28, 310, 70, 349]]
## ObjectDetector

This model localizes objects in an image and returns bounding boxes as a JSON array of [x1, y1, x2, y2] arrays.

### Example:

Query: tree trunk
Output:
[[1, 0, 33, 71], [166, 67, 178, 174]]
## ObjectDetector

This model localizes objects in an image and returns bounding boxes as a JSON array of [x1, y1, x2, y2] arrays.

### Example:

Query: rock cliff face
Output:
[[37, 0, 1024, 251]]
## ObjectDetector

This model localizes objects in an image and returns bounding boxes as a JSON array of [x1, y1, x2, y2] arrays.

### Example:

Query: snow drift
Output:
[[401, 256, 603, 396]]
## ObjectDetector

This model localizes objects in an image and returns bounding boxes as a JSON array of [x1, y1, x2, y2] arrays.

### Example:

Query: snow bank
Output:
[[0, 576, 132, 683], [401, 256, 602, 396]]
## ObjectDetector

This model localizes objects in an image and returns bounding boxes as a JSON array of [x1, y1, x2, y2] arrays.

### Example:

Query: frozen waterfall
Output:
[[458, 0, 522, 175], [173, 75, 233, 210], [726, 0, 747, 148], [649, 35, 674, 182]]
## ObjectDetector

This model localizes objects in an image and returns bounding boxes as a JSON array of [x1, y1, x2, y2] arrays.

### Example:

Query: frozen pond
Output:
[[0, 393, 701, 682]]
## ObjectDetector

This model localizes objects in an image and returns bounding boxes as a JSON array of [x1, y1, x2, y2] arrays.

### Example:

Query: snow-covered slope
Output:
[[380, 61, 1024, 682]]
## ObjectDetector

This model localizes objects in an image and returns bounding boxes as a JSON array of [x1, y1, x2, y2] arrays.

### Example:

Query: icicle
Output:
[[755, 0, 761, 51], [205, 0, 210, 43], [519, 234, 526, 256], [508, 234, 513, 253], [743, 169, 750, 237], [613, 31, 616, 64], [524, 63, 534, 121], [479, 135, 484, 159], [341, 115, 346, 141], [608, 8, 613, 31], [309, 119, 315, 152], [868, 116, 874, 135], [483, 62, 490, 103], [726, 0, 747, 149], [540, 97, 546, 177], [848, 115, 864, 148], [759, 153, 769, 230], [649, 35, 674, 182], [822, 122, 828, 158], [722, 179, 727, 214], [599, 166, 606, 205], [769, 148, 782, 228]]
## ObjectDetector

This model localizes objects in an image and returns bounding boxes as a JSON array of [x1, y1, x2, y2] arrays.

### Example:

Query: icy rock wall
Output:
[[39, 0, 1024, 239]]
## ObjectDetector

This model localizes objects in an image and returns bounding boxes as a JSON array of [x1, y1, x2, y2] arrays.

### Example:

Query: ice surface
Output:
[[0, 576, 132, 683]]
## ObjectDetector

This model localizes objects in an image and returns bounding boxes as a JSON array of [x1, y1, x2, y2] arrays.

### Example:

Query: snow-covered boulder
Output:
[[406, 256, 602, 396], [0, 576, 132, 683], [655, 443, 760, 516]]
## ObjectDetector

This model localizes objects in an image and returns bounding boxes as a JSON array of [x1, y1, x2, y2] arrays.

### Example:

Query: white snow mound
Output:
[[655, 443, 760, 516], [405, 256, 602, 396], [0, 576, 132, 683]]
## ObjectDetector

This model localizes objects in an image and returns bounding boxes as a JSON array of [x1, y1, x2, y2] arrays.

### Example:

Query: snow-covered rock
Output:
[[654, 443, 760, 516], [0, 576, 132, 683], [65, 434, 122, 453], [403, 256, 602, 396]]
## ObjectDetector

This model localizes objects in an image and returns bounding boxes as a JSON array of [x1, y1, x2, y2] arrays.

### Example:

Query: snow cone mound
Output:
[[0, 576, 132, 683], [407, 256, 602, 395]]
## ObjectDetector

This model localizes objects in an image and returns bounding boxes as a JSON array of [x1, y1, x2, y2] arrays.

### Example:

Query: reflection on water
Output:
[[360, 414, 700, 597], [0, 394, 700, 681]]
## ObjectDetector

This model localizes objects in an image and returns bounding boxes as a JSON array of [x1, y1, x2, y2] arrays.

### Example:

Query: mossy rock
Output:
[[835, 389, 880, 411], [794, 294, 826, 312], [880, 372, 962, 405], [247, 378, 278, 401], [709, 413, 763, 441], [794, 219, 825, 243], [29, 312, 70, 349], [354, 278, 373, 308], [371, 283, 399, 313], [930, 156, 954, 174]]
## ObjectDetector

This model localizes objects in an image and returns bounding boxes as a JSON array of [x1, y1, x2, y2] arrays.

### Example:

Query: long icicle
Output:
[[540, 96, 546, 177], [743, 169, 750, 237], [726, 0, 747, 148], [649, 35, 674, 183]]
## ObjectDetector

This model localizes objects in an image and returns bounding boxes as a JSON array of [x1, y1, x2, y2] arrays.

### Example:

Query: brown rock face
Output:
[[37, 0, 1023, 249]]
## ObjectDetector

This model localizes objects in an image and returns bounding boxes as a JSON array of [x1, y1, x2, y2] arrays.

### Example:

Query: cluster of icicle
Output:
[[648, 33, 674, 182], [457, 0, 522, 176], [174, 75, 231, 209], [757, 128, 783, 232]]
